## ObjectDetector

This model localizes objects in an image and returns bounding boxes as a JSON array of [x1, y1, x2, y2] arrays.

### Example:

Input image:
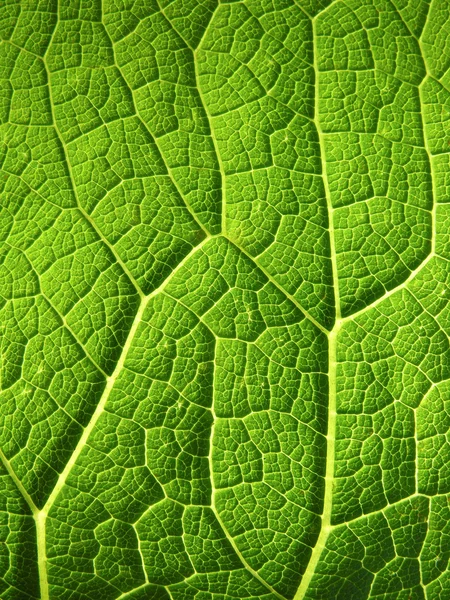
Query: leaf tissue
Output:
[[1, 0, 450, 598]]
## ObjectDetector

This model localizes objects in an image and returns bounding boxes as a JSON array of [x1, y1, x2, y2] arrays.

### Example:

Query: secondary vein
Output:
[[29, 237, 211, 600]]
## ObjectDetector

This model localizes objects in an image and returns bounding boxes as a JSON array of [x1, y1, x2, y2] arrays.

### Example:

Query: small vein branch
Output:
[[342, 253, 434, 323], [42, 57, 146, 299], [226, 237, 329, 335], [208, 341, 287, 600], [0, 448, 38, 515], [107, 32, 211, 239]]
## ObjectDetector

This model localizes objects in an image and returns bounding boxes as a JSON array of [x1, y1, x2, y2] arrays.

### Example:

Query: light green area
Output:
[[0, 0, 449, 599]]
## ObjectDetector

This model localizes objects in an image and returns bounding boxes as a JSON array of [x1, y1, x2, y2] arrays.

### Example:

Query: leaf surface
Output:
[[0, 0, 449, 598]]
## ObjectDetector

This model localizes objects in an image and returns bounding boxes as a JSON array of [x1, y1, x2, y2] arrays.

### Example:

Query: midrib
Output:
[[293, 322, 340, 600], [293, 13, 342, 599]]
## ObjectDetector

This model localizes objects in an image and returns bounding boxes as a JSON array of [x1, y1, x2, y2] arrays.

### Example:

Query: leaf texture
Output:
[[0, 0, 449, 599]]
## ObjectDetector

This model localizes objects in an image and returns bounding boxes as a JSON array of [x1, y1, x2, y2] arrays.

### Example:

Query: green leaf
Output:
[[0, 0, 449, 598]]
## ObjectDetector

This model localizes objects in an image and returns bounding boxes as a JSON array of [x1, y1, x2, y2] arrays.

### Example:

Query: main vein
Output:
[[293, 14, 341, 599], [293, 321, 340, 600]]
